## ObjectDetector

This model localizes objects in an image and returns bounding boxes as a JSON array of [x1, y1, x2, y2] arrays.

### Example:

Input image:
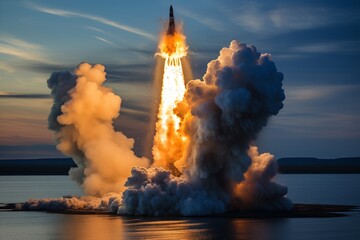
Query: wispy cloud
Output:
[[94, 36, 118, 48], [273, 111, 360, 139], [0, 61, 15, 72], [269, 84, 360, 139], [86, 26, 107, 34], [0, 35, 49, 62], [177, 8, 224, 32], [28, 3, 156, 41], [293, 41, 360, 54], [16, 59, 153, 83], [0, 92, 51, 99], [272, 54, 305, 60], [228, 4, 359, 35], [268, 7, 337, 31], [285, 84, 360, 102]]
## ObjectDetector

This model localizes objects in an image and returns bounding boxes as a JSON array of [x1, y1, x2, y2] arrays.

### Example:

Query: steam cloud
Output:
[[47, 63, 148, 196], [21, 41, 291, 215]]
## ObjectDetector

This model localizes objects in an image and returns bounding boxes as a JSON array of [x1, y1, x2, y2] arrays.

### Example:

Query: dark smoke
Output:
[[117, 167, 227, 216], [47, 71, 77, 131], [117, 40, 291, 216], [183, 40, 285, 182]]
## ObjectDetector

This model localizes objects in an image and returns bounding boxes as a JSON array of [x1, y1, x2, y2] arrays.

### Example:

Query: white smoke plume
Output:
[[47, 63, 148, 196], [18, 193, 122, 212], [117, 41, 292, 216]]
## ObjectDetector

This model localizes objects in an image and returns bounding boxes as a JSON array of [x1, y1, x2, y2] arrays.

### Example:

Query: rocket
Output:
[[167, 5, 176, 35]]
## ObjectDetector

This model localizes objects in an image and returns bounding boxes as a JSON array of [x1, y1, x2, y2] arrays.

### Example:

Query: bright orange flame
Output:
[[157, 32, 188, 59], [152, 29, 189, 175]]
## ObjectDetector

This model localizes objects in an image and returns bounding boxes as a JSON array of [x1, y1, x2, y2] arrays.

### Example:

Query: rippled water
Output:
[[0, 175, 359, 240]]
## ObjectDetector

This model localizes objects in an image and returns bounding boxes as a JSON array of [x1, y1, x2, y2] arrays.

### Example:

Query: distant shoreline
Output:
[[0, 157, 359, 175], [277, 157, 360, 173], [0, 202, 356, 218]]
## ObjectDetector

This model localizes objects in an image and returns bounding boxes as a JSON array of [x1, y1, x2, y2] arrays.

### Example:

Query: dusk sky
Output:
[[0, 0, 359, 159]]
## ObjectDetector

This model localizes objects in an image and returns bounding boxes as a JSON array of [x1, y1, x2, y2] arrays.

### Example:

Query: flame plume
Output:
[[152, 29, 188, 175]]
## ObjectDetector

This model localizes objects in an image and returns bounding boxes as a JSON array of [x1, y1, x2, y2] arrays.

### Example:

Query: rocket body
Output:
[[167, 5, 176, 35]]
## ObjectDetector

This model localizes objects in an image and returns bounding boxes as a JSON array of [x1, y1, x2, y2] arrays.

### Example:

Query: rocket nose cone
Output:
[[169, 5, 174, 18], [170, 5, 173, 15]]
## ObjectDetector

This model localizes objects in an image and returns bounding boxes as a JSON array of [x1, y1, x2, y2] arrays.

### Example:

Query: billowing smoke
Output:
[[47, 63, 148, 196], [234, 146, 290, 210], [117, 41, 292, 215], [20, 41, 291, 216], [180, 40, 286, 190], [18, 193, 122, 212], [116, 167, 227, 216], [47, 71, 77, 131]]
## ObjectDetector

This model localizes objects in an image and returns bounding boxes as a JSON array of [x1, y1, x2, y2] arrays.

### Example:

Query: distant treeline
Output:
[[0, 157, 359, 175], [0, 158, 76, 175]]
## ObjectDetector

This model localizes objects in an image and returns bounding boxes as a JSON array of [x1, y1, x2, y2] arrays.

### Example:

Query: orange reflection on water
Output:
[[60, 215, 210, 240], [59, 214, 288, 240], [61, 215, 125, 240]]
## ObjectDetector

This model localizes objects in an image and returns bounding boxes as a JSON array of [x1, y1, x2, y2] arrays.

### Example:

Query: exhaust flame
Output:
[[152, 27, 189, 174], [157, 32, 188, 59]]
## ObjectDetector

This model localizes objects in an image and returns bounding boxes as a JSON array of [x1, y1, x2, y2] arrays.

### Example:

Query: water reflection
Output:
[[1, 175, 359, 240], [61, 215, 125, 240], [59, 214, 289, 240], [231, 219, 289, 240]]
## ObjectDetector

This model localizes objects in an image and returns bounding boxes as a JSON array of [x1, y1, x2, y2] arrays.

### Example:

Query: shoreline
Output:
[[0, 203, 357, 218]]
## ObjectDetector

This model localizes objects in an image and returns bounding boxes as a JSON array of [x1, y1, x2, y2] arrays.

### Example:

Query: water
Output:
[[0, 175, 359, 240], [275, 174, 360, 205]]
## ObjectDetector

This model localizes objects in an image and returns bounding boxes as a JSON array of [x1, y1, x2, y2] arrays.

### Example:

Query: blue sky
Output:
[[0, 0, 359, 159]]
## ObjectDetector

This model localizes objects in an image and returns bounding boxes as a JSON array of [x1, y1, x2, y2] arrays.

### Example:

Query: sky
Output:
[[0, 0, 359, 159]]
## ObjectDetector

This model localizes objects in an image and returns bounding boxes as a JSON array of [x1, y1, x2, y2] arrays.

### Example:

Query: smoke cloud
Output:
[[18, 193, 122, 212], [180, 40, 286, 183], [117, 40, 292, 215], [47, 63, 148, 196], [20, 41, 291, 216]]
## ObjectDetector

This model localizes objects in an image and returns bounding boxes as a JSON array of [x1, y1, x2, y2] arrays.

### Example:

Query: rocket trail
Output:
[[152, 5, 188, 174]]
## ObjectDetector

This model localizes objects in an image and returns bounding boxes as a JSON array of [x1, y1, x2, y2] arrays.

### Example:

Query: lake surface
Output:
[[0, 174, 359, 240]]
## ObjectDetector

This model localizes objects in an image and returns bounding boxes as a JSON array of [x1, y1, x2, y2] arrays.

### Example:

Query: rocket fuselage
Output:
[[167, 5, 176, 35]]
